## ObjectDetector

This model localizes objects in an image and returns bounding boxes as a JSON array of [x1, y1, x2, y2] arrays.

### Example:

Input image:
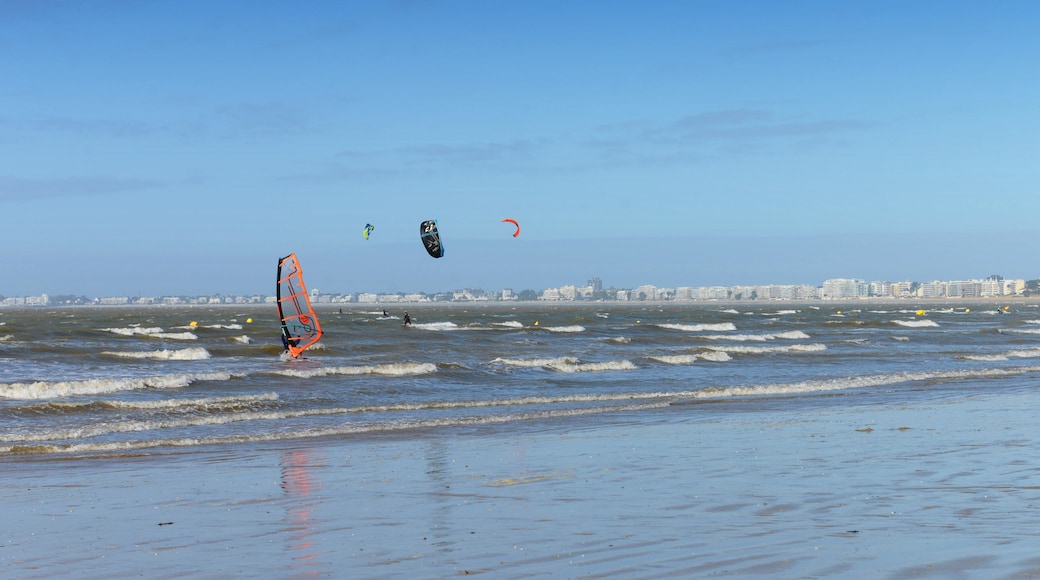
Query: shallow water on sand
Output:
[[3, 387, 1039, 578]]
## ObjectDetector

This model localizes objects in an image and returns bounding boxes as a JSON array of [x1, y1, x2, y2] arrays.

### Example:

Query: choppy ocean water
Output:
[[2, 301, 1039, 457]]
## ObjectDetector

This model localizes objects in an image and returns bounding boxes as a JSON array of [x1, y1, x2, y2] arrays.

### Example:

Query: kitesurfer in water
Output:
[[383, 309, 388, 317], [403, 312, 412, 326]]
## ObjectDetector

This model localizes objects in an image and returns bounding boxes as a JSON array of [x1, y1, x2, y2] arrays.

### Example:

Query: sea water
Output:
[[2, 302, 1038, 455], [2, 302, 1039, 576]]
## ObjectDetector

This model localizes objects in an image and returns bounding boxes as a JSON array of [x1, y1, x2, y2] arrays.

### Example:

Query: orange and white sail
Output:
[[276, 253, 322, 358]]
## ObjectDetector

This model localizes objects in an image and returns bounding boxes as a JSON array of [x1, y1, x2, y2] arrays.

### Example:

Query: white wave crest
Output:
[[102, 326, 198, 340], [102, 326, 165, 336], [0, 402, 673, 456], [655, 322, 737, 332], [0, 372, 234, 400], [492, 321, 524, 329], [151, 332, 198, 340], [605, 336, 631, 344], [700, 330, 811, 342], [101, 347, 211, 360], [1006, 348, 1040, 359], [273, 362, 437, 378], [43, 393, 278, 412], [0, 335, 12, 342], [649, 352, 732, 365], [706, 343, 827, 355], [492, 356, 580, 368], [999, 328, 1040, 335], [232, 335, 251, 344], [893, 319, 939, 328], [545, 359, 637, 373], [959, 354, 1008, 361], [542, 325, 585, 333], [682, 365, 1040, 401], [411, 322, 460, 331]]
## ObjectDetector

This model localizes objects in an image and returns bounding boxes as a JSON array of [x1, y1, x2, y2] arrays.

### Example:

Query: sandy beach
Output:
[[4, 385, 1038, 579]]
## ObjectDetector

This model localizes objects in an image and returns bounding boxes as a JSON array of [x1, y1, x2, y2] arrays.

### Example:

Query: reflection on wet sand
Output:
[[281, 450, 328, 575]]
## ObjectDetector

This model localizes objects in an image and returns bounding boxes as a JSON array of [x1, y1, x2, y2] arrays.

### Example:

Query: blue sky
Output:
[[2, 0, 1038, 296]]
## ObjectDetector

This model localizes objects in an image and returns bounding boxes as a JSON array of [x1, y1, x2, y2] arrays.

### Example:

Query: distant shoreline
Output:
[[6, 296, 1038, 312]]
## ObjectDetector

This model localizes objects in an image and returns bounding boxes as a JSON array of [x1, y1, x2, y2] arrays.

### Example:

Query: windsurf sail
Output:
[[420, 219, 444, 258], [363, 223, 374, 240], [276, 253, 323, 358], [502, 218, 520, 237]]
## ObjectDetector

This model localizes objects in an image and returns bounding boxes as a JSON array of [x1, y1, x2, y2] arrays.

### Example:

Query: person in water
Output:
[[383, 309, 388, 317], [403, 311, 411, 326], [281, 332, 299, 355]]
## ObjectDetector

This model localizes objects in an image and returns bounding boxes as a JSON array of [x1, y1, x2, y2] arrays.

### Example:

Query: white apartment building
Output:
[[821, 278, 868, 300]]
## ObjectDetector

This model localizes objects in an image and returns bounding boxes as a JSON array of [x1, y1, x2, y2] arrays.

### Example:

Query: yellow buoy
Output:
[[189, 321, 198, 327], [915, 310, 925, 316], [246, 318, 253, 323], [534, 321, 539, 326], [965, 308, 970, 313]]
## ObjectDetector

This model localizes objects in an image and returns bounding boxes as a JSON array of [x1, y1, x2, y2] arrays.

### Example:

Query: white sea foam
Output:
[[605, 336, 631, 344], [490, 356, 634, 372], [1006, 348, 1040, 359], [705, 343, 827, 355], [545, 359, 637, 373], [680, 365, 1040, 400], [492, 356, 580, 368], [23, 393, 278, 414], [655, 322, 737, 332], [0, 402, 673, 455], [272, 362, 437, 378], [700, 330, 811, 342], [649, 351, 733, 365], [102, 326, 198, 340], [102, 326, 165, 336], [11, 363, 1040, 456], [411, 322, 460, 331], [542, 325, 585, 333], [492, 321, 524, 329], [0, 335, 12, 342], [232, 335, 251, 344], [0, 372, 235, 400], [893, 319, 939, 328], [892, 336, 910, 341], [999, 328, 1040, 335], [959, 354, 1009, 361], [150, 332, 198, 340], [101, 347, 212, 360]]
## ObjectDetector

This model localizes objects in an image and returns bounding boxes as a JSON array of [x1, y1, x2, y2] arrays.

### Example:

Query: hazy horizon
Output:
[[6, 231, 1037, 298]]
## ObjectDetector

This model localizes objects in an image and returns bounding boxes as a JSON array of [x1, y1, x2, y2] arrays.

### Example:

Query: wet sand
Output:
[[3, 389, 1039, 578]]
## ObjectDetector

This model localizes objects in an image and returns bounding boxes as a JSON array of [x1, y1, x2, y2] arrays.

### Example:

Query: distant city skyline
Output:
[[4, 273, 1036, 307]]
